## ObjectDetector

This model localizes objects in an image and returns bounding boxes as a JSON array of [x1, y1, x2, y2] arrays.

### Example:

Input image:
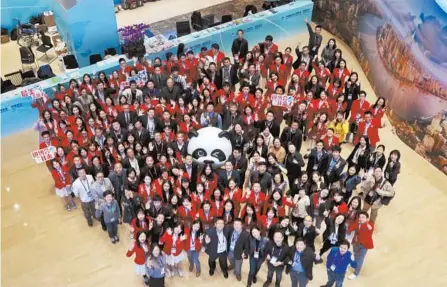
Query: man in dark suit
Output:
[[170, 132, 188, 158], [292, 215, 318, 251], [132, 119, 151, 147], [227, 148, 248, 186], [254, 111, 280, 138], [240, 64, 260, 94], [264, 231, 289, 287], [108, 120, 128, 144], [122, 148, 142, 176], [93, 82, 114, 103], [222, 102, 243, 131], [205, 62, 222, 89], [139, 108, 161, 140], [285, 237, 322, 287], [69, 155, 91, 182], [204, 217, 231, 278], [280, 120, 303, 153], [231, 29, 249, 61], [116, 103, 137, 130], [108, 163, 128, 213], [325, 145, 346, 188], [218, 161, 241, 190], [139, 155, 161, 182], [182, 155, 199, 190], [306, 140, 329, 178], [160, 78, 181, 102], [149, 65, 168, 90], [249, 162, 272, 193], [304, 19, 323, 57], [220, 57, 239, 88], [226, 218, 250, 281]]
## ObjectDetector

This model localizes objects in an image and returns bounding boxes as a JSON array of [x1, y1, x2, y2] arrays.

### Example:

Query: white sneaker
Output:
[[348, 274, 358, 280]]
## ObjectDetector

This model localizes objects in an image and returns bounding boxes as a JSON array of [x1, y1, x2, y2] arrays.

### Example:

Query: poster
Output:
[[314, 0, 447, 174], [20, 85, 46, 100], [271, 94, 294, 108], [126, 70, 148, 88], [31, 146, 57, 164]]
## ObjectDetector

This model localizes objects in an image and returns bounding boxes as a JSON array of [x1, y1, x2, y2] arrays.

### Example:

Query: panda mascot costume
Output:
[[187, 127, 232, 167]]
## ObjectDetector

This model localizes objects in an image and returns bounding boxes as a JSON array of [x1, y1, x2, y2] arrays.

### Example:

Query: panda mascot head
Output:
[[187, 127, 232, 167]]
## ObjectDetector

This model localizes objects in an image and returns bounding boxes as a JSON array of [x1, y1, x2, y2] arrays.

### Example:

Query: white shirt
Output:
[[217, 230, 227, 253], [72, 175, 95, 202]]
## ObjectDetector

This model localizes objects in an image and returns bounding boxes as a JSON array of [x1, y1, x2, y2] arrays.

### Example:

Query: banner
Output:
[[271, 94, 294, 108], [126, 70, 148, 88], [314, 0, 447, 174], [31, 146, 57, 164], [20, 85, 46, 100]]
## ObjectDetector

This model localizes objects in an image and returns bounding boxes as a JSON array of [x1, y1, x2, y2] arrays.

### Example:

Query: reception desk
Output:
[[0, 1, 313, 137]]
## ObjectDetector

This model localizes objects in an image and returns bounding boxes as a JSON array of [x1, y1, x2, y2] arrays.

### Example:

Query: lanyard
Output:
[[80, 179, 90, 193], [271, 245, 282, 257]]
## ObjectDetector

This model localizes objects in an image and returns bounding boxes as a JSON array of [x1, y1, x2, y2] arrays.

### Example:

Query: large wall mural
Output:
[[314, 0, 447, 174]]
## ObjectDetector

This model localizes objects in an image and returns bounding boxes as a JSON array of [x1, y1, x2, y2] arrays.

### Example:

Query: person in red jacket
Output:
[[185, 219, 204, 277], [223, 179, 243, 216], [269, 55, 288, 84], [240, 182, 266, 215], [321, 128, 340, 151], [347, 211, 374, 280], [354, 111, 383, 148], [329, 190, 348, 219], [50, 160, 74, 211], [177, 196, 196, 229], [197, 200, 216, 230], [263, 189, 296, 217], [160, 223, 187, 277], [130, 209, 153, 239], [258, 207, 279, 237], [127, 231, 151, 279]]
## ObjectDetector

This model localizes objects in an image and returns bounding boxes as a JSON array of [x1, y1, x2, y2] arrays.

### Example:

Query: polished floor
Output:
[[2, 29, 447, 287]]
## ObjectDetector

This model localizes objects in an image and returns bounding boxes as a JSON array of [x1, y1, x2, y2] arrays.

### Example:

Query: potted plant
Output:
[[118, 23, 149, 58]]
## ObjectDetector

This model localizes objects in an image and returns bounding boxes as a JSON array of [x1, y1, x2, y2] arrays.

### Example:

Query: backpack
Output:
[[380, 180, 395, 206]]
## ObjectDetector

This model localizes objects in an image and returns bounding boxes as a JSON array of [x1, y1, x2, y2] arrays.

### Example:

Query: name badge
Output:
[[160, 268, 165, 275], [348, 95, 352, 100], [330, 264, 336, 271], [110, 217, 115, 222], [254, 252, 259, 259], [171, 247, 176, 254], [313, 165, 318, 170], [270, 256, 278, 264]]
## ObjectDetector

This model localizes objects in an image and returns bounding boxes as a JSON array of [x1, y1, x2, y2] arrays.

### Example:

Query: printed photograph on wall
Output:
[[313, 0, 447, 175]]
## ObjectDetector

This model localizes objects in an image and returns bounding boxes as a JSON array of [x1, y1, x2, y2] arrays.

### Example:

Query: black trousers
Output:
[[266, 263, 285, 287], [247, 256, 263, 286], [320, 239, 337, 256], [209, 252, 228, 274]]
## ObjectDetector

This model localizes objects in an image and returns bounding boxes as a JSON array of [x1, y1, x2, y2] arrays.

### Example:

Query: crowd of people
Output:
[[33, 21, 402, 287]]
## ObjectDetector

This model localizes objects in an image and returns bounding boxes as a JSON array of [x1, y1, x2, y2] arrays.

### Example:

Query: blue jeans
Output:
[[228, 250, 243, 276], [187, 250, 201, 272], [326, 269, 345, 287], [266, 263, 284, 287], [353, 243, 368, 275], [290, 269, 308, 287], [247, 256, 263, 286]]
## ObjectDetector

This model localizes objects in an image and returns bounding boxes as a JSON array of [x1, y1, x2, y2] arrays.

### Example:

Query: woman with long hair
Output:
[[185, 219, 204, 277], [384, 150, 401, 186], [347, 135, 371, 172], [146, 243, 167, 287]]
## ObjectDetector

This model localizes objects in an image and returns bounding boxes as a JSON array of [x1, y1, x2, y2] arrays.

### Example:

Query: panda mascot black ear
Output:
[[189, 130, 199, 139], [218, 131, 231, 140]]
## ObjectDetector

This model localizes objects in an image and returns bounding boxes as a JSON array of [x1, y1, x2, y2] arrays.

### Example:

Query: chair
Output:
[[89, 54, 102, 65], [176, 21, 191, 37], [221, 15, 232, 23], [37, 65, 56, 79], [202, 14, 215, 29], [4, 71, 23, 87], [104, 47, 117, 56], [36, 34, 55, 63], [19, 46, 37, 71], [63, 55, 79, 70], [191, 11, 203, 31], [21, 70, 36, 79], [1, 78, 16, 93]]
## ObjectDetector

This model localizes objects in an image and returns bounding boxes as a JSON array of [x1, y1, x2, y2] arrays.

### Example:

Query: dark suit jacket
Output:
[[294, 224, 317, 251], [94, 88, 114, 103], [182, 162, 199, 190], [220, 64, 239, 87], [322, 216, 346, 244], [228, 155, 248, 183], [140, 165, 161, 182], [249, 171, 272, 192], [254, 120, 280, 138], [133, 127, 151, 146], [306, 23, 323, 54], [204, 227, 232, 260], [284, 152, 305, 181], [108, 169, 128, 200], [170, 141, 188, 158], [117, 111, 138, 129], [108, 129, 129, 144], [149, 73, 168, 90], [160, 85, 181, 102], [264, 241, 289, 263], [139, 115, 161, 133], [229, 131, 248, 151], [306, 149, 329, 177], [280, 127, 303, 153], [286, 246, 320, 280], [248, 236, 269, 259], [231, 38, 249, 59], [222, 108, 243, 131], [205, 70, 222, 89], [325, 155, 346, 184], [226, 227, 250, 260], [218, 170, 241, 190], [69, 163, 91, 182]]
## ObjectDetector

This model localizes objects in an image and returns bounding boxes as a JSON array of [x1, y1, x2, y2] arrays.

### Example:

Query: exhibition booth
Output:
[[0, 1, 313, 138]]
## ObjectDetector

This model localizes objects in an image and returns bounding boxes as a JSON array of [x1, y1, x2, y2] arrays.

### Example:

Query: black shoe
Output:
[[223, 272, 229, 279], [209, 269, 215, 276], [102, 226, 107, 231], [88, 221, 93, 227], [253, 276, 257, 283], [303, 153, 309, 159], [263, 282, 271, 287]]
